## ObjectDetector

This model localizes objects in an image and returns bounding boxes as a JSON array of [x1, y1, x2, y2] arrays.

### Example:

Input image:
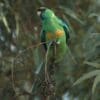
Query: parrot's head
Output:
[[37, 7, 55, 20]]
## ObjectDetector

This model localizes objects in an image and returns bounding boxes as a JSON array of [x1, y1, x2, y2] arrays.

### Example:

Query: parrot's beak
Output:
[[37, 10, 41, 16], [37, 7, 46, 16]]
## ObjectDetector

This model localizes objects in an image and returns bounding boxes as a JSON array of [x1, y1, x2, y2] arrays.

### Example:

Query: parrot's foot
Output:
[[51, 40, 61, 46], [56, 41, 61, 44]]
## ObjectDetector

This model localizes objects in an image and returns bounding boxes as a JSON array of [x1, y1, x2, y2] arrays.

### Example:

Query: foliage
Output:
[[73, 69, 100, 94]]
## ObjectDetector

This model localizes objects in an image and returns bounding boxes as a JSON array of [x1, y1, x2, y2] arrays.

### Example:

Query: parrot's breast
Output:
[[46, 30, 64, 40]]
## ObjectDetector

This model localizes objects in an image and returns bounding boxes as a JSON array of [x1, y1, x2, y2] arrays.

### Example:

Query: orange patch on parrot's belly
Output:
[[47, 30, 64, 40]]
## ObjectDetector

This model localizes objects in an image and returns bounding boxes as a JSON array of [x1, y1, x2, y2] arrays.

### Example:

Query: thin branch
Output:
[[44, 42, 52, 83]]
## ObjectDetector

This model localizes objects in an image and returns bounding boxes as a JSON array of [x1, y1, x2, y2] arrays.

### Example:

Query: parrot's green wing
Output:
[[40, 30, 47, 50], [58, 18, 70, 42], [40, 18, 70, 50]]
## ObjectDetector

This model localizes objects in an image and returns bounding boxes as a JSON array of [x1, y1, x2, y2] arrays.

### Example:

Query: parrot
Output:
[[33, 7, 72, 97], [37, 7, 70, 63]]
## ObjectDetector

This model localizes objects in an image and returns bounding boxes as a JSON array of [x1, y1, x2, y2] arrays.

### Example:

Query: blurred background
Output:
[[0, 0, 100, 100]]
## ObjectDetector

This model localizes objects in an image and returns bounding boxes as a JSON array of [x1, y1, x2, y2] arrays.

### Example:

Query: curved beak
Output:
[[37, 10, 41, 16], [37, 7, 46, 16]]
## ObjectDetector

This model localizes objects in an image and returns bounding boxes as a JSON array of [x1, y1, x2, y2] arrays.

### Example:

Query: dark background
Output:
[[0, 0, 100, 100]]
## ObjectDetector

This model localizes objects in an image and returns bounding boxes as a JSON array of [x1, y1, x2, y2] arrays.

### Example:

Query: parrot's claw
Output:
[[52, 40, 61, 45], [56, 41, 60, 44]]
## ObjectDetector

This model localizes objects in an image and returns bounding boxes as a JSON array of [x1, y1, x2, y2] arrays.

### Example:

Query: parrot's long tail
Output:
[[31, 42, 56, 98], [67, 46, 77, 64]]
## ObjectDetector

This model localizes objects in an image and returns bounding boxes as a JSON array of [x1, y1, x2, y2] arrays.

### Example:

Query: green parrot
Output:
[[37, 7, 70, 62]]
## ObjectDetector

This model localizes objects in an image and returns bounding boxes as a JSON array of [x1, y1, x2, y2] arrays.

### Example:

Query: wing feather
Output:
[[40, 30, 47, 50], [58, 18, 70, 42]]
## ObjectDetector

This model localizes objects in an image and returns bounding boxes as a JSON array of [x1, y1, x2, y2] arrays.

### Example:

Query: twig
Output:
[[11, 58, 16, 94], [45, 42, 52, 83], [14, 41, 48, 60]]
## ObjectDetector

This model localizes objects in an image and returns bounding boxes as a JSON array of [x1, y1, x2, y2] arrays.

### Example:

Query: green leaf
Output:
[[84, 61, 100, 68], [35, 62, 44, 75], [92, 74, 100, 94], [33, 48, 41, 66], [2, 14, 11, 33], [73, 70, 100, 86]]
